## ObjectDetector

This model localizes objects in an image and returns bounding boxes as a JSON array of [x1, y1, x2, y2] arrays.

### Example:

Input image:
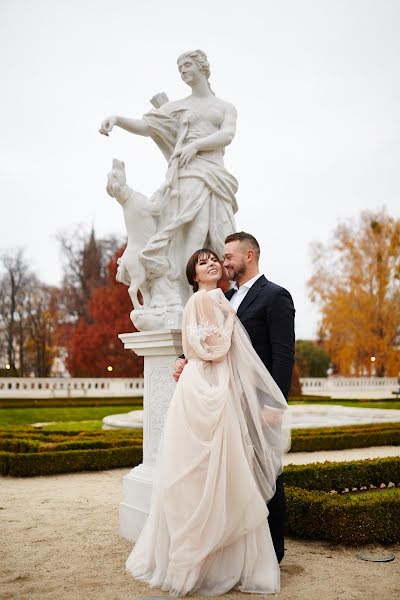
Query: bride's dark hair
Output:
[[186, 248, 221, 292]]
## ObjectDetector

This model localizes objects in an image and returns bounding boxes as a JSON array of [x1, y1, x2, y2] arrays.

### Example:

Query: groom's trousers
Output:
[[267, 473, 286, 563]]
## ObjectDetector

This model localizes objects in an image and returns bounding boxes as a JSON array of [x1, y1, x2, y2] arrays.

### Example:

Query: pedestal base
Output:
[[119, 463, 154, 543], [118, 329, 183, 542]]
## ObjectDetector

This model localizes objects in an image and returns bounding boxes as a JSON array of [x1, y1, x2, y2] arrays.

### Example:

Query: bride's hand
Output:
[[172, 142, 198, 167], [173, 358, 187, 382]]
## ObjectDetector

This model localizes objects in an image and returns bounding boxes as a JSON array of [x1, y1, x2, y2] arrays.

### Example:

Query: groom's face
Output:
[[223, 241, 247, 282]]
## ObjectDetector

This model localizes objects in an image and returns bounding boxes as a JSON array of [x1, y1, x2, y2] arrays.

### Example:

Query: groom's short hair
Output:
[[225, 231, 260, 260]]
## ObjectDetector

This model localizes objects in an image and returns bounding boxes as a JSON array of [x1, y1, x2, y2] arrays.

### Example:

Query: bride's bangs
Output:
[[197, 250, 217, 263]]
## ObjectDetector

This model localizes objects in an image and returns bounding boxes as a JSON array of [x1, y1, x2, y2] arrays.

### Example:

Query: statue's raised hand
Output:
[[99, 116, 117, 136]]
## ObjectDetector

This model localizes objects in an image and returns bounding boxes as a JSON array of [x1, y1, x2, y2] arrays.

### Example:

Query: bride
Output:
[[126, 249, 290, 597]]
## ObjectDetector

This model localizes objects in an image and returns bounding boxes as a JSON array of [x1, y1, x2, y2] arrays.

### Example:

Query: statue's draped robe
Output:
[[141, 108, 238, 304], [126, 289, 290, 596]]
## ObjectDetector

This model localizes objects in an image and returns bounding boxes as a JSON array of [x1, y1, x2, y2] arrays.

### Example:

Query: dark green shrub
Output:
[[6, 447, 143, 477], [0, 438, 42, 453], [284, 457, 400, 544], [284, 457, 400, 492], [290, 422, 400, 452], [286, 486, 400, 544], [0, 426, 143, 476], [0, 452, 9, 475]]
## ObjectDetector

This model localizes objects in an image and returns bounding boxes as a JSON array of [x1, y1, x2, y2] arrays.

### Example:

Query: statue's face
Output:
[[178, 57, 202, 86]]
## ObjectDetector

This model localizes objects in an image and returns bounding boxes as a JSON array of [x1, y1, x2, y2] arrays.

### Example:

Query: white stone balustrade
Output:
[[1, 376, 398, 400], [300, 377, 399, 399], [0, 378, 144, 399]]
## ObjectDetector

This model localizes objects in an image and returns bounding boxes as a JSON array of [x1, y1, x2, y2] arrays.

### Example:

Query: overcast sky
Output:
[[1, 0, 399, 338]]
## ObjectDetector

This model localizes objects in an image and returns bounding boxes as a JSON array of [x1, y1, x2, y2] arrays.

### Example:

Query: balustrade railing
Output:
[[0, 378, 144, 398], [300, 377, 399, 399], [0, 376, 398, 400]]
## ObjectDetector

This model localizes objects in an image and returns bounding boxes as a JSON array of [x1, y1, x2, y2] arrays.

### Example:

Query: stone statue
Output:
[[100, 50, 238, 330], [107, 159, 161, 311]]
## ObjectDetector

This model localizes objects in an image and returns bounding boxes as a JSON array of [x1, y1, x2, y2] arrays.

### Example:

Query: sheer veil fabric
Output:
[[126, 288, 290, 597]]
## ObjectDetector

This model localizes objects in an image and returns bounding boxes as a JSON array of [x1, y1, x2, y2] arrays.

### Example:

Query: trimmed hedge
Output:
[[1, 447, 143, 477], [290, 422, 400, 452], [285, 456, 400, 492], [285, 457, 400, 544], [0, 437, 138, 453], [0, 427, 143, 476], [286, 486, 400, 544]]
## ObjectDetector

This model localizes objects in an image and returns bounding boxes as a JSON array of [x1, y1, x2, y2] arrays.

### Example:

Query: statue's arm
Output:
[[99, 115, 151, 137]]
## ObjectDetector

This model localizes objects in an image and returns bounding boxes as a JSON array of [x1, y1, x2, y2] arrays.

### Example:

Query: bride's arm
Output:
[[186, 291, 235, 361]]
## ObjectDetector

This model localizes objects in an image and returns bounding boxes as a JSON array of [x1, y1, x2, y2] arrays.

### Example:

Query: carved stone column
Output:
[[118, 329, 183, 543]]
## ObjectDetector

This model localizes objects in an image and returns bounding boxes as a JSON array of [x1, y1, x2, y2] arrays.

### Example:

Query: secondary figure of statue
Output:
[[100, 50, 238, 330]]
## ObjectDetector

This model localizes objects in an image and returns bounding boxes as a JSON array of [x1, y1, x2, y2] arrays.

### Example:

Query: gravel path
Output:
[[1, 451, 399, 600]]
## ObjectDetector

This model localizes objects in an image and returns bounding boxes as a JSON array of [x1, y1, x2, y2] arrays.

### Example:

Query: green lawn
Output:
[[41, 420, 105, 431], [291, 400, 400, 410], [348, 487, 399, 502], [0, 405, 140, 427], [1, 398, 398, 432]]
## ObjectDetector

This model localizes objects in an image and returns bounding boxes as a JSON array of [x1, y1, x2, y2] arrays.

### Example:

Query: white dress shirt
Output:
[[229, 273, 263, 311]]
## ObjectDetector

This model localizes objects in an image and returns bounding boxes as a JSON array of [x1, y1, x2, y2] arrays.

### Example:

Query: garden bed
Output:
[[285, 457, 400, 544], [0, 422, 399, 477], [0, 427, 142, 477], [290, 422, 400, 452], [1, 426, 398, 544]]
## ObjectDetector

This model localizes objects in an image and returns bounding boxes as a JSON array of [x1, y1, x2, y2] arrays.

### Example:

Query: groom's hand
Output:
[[173, 358, 187, 382]]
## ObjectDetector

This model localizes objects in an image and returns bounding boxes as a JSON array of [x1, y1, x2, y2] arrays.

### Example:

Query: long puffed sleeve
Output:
[[183, 289, 236, 361]]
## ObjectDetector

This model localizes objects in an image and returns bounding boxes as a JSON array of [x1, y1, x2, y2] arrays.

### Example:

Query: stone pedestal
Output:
[[118, 329, 183, 543]]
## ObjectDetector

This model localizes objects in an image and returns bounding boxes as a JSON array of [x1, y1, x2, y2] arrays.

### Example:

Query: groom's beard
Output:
[[227, 260, 247, 283]]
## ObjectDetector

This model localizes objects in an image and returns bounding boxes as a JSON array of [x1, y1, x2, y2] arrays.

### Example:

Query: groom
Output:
[[174, 231, 295, 563]]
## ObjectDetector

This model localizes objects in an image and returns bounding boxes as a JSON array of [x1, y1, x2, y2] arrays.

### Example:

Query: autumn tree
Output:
[[65, 247, 143, 377], [57, 226, 119, 323], [0, 250, 60, 376], [24, 285, 61, 377], [309, 209, 400, 376], [289, 363, 302, 398], [0, 249, 30, 373]]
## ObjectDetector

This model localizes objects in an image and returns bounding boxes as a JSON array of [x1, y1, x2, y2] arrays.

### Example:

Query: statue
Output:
[[107, 159, 161, 311], [100, 50, 238, 330]]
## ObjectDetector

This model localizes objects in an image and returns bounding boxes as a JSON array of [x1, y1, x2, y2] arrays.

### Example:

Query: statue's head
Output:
[[177, 49, 214, 92], [107, 158, 126, 198], [177, 49, 210, 79]]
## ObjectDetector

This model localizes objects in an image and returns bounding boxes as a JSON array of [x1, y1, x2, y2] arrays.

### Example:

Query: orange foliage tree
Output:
[[309, 209, 400, 376], [65, 249, 143, 377]]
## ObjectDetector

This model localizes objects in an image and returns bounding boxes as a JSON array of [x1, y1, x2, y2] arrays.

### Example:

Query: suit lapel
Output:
[[237, 275, 267, 318]]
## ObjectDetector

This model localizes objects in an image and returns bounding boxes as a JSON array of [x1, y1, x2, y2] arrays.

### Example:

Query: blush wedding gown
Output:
[[126, 288, 290, 596]]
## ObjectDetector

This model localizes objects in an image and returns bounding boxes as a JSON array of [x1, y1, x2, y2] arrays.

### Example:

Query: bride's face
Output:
[[195, 254, 222, 287]]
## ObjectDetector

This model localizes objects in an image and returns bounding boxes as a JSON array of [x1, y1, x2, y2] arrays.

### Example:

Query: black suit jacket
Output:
[[226, 275, 295, 399]]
